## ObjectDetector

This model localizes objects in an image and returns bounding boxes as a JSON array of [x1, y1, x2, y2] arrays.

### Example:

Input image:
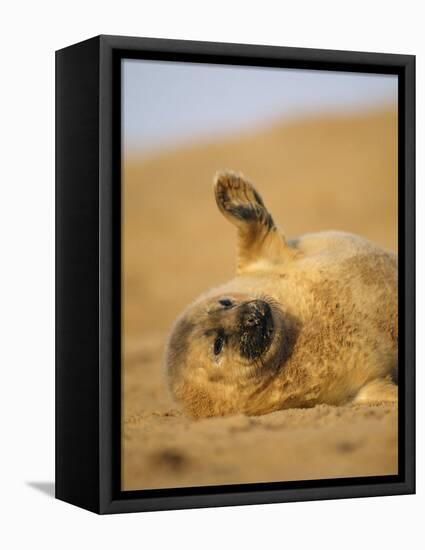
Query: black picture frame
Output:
[[55, 34, 415, 514]]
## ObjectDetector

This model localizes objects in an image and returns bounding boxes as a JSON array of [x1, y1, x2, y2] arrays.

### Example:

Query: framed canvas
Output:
[[55, 35, 415, 514]]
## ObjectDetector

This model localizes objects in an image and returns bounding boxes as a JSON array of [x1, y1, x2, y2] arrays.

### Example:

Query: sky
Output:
[[122, 58, 398, 155]]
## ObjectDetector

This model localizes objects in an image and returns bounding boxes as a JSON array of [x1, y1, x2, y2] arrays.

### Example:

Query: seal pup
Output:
[[165, 171, 398, 418]]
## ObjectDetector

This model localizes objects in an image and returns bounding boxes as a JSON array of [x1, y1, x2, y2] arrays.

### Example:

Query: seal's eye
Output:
[[214, 335, 224, 355], [219, 299, 233, 308]]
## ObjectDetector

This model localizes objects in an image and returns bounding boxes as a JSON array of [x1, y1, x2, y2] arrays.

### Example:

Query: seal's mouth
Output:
[[238, 300, 274, 360]]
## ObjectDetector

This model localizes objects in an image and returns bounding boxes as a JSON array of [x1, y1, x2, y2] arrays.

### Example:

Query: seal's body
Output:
[[165, 172, 398, 418]]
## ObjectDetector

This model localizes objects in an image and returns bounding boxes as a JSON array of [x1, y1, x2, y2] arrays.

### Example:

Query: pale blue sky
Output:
[[122, 59, 397, 155]]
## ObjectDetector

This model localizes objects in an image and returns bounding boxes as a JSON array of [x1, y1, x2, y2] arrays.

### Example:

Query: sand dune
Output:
[[122, 107, 398, 490]]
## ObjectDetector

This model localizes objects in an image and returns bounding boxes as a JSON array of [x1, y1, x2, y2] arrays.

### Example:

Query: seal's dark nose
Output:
[[238, 300, 274, 360], [240, 300, 271, 328]]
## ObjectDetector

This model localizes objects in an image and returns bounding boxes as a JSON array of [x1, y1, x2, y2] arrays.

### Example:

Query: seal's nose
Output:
[[240, 300, 271, 328]]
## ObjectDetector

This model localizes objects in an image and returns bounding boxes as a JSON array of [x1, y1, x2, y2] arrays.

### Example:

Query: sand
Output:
[[122, 107, 398, 490]]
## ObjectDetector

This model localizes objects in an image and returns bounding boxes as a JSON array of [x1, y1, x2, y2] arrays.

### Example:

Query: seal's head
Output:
[[165, 293, 286, 417]]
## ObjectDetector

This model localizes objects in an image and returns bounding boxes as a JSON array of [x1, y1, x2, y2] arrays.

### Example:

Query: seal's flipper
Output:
[[214, 171, 295, 274], [352, 377, 398, 404]]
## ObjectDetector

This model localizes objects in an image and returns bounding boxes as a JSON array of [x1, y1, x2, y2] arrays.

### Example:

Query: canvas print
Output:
[[121, 59, 398, 491]]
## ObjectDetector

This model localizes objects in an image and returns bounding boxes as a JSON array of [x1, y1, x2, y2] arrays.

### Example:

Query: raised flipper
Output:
[[353, 377, 398, 404], [214, 171, 296, 274]]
